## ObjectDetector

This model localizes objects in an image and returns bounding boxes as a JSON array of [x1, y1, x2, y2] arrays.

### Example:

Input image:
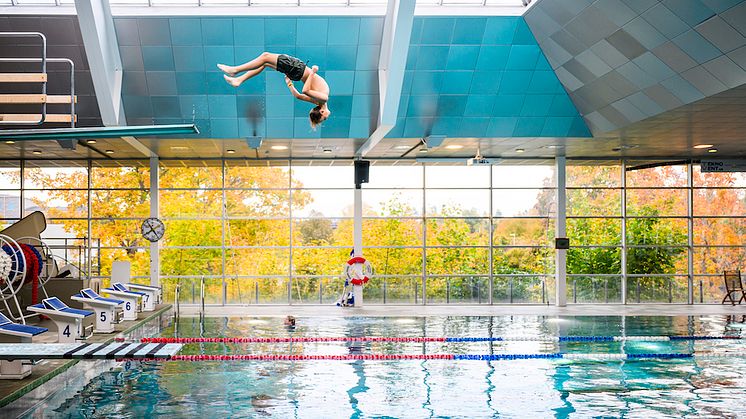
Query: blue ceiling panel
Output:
[[170, 18, 202, 46], [233, 18, 265, 46], [116, 16, 588, 139]]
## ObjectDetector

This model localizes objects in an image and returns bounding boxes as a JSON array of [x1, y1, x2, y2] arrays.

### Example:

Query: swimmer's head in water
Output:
[[309, 105, 330, 129]]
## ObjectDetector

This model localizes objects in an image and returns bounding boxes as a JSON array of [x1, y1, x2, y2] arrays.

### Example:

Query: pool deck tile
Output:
[[181, 304, 746, 318]]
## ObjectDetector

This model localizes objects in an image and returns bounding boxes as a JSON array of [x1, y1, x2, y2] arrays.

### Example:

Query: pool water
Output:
[[40, 315, 746, 418]]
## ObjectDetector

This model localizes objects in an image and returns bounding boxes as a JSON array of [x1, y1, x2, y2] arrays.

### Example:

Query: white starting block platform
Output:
[[0, 313, 49, 379], [0, 342, 182, 361], [102, 283, 144, 321], [123, 283, 161, 311], [71, 289, 125, 334], [0, 313, 47, 342], [27, 297, 94, 343]]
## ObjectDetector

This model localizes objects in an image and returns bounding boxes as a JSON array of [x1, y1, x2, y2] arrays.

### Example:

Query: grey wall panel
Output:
[[526, 0, 746, 135]]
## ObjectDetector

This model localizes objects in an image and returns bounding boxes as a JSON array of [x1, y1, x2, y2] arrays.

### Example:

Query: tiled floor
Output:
[[181, 304, 746, 318]]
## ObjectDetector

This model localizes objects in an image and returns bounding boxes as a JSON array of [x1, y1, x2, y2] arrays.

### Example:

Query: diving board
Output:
[[0, 342, 182, 361]]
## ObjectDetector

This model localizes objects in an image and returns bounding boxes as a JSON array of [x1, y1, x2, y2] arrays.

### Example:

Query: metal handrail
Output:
[[0, 57, 75, 127], [0, 32, 48, 125], [174, 282, 180, 320], [199, 276, 205, 319]]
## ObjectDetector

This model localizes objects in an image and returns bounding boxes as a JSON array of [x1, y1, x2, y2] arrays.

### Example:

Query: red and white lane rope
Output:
[[120, 352, 746, 362]]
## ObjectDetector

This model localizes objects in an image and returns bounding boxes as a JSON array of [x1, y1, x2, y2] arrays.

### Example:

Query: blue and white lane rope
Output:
[[142, 335, 744, 344], [454, 352, 745, 361]]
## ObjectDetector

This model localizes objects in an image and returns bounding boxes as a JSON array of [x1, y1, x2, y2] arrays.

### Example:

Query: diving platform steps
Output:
[[0, 342, 182, 361], [0, 114, 76, 123], [0, 94, 77, 104]]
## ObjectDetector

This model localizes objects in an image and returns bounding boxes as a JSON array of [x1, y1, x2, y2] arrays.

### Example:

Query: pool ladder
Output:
[[172, 277, 205, 322], [200, 276, 205, 319], [173, 282, 180, 320]]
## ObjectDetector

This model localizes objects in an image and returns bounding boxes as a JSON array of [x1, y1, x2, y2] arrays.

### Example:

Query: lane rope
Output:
[[118, 352, 746, 362], [138, 335, 744, 344]]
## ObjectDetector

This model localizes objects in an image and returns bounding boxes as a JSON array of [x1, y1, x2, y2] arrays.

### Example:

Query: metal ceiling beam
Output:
[[356, 0, 416, 157], [74, 0, 125, 126], [0, 124, 199, 141], [122, 135, 158, 158]]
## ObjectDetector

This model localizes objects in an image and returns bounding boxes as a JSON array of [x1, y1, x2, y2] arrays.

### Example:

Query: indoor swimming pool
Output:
[[25, 315, 746, 418]]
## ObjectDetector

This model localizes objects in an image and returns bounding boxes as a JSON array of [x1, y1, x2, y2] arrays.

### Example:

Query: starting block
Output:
[[102, 283, 143, 321], [122, 283, 161, 311], [71, 289, 124, 333], [27, 297, 94, 343], [0, 313, 48, 379]]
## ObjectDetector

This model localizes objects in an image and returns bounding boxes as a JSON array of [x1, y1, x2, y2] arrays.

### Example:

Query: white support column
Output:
[[555, 156, 567, 307], [620, 162, 627, 304], [75, 0, 125, 126], [149, 157, 159, 287], [353, 188, 363, 257], [687, 163, 694, 304], [353, 186, 363, 306], [356, 0, 416, 157]]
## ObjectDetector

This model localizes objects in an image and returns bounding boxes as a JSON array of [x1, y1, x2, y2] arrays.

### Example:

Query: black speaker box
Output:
[[354, 160, 370, 187]]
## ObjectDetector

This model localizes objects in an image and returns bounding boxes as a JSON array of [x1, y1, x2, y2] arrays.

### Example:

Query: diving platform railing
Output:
[[0, 32, 76, 127]]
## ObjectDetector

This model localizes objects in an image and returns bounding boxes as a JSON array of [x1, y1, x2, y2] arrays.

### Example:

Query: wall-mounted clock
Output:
[[141, 217, 165, 242]]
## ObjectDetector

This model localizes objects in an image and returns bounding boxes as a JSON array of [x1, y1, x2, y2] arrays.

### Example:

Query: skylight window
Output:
[[4, 0, 528, 7]]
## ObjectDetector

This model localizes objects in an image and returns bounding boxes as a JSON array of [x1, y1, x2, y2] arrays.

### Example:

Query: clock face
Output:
[[141, 217, 166, 242]]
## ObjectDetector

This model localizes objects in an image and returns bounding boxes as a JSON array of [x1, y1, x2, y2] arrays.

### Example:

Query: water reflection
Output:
[[39, 315, 746, 418]]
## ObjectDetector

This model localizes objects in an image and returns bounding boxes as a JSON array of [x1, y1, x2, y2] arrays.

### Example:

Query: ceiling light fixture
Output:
[[245, 136, 263, 149], [271, 145, 288, 150], [226, 149, 236, 154], [105, 149, 114, 154], [5, 140, 15, 144], [32, 150, 42, 155], [322, 148, 332, 154], [419, 148, 428, 153], [612, 144, 639, 152], [425, 135, 446, 149], [87, 140, 97, 144], [694, 144, 714, 149], [515, 148, 525, 153], [445, 144, 463, 150], [170, 146, 189, 151], [394, 145, 411, 150], [708, 148, 718, 153]]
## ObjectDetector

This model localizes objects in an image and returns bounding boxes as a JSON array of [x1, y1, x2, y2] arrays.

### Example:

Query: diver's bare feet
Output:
[[223, 74, 242, 87], [217, 63, 236, 76]]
